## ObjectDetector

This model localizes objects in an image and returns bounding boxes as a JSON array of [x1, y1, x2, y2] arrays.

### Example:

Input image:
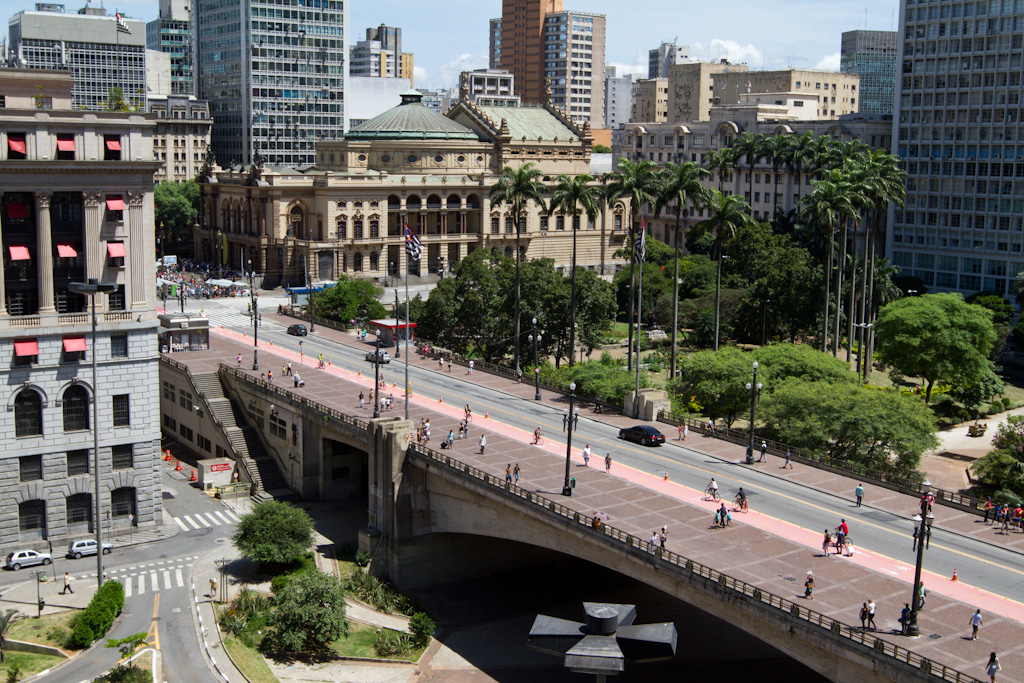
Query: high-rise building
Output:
[[146, 0, 194, 96], [889, 0, 1023, 295], [195, 0, 347, 167], [712, 68, 859, 120], [631, 78, 668, 122], [541, 10, 606, 127], [0, 68, 164, 552], [667, 61, 748, 123], [840, 30, 897, 116], [350, 25, 412, 81], [649, 41, 690, 79], [401, 53, 415, 87], [489, 18, 502, 69], [494, 0, 563, 104], [9, 5, 147, 111], [604, 66, 635, 130]]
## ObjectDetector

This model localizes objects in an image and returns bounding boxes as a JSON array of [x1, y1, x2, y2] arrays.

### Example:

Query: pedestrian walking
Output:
[[649, 531, 659, 552], [678, 422, 684, 440], [236, 354, 242, 367], [682, 423, 688, 441], [594, 397, 602, 413], [604, 452, 612, 473], [359, 392, 364, 409], [479, 434, 486, 454], [267, 370, 273, 382], [803, 572, 815, 599], [969, 609, 984, 640], [784, 448, 793, 468], [467, 360, 474, 374], [448, 358, 452, 372], [458, 422, 465, 440], [983, 498, 993, 523], [986, 652, 1001, 682], [822, 529, 832, 557], [446, 430, 454, 448], [867, 599, 877, 630], [856, 483, 864, 507], [583, 444, 591, 466], [439, 357, 444, 371], [758, 440, 768, 462], [506, 464, 513, 484], [209, 577, 218, 600], [287, 362, 292, 376], [659, 525, 667, 548], [513, 463, 520, 485], [899, 603, 911, 635], [859, 602, 869, 629], [62, 572, 73, 595], [918, 582, 927, 609]]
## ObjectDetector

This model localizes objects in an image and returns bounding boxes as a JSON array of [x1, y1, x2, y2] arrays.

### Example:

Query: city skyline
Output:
[[0, 0, 900, 91]]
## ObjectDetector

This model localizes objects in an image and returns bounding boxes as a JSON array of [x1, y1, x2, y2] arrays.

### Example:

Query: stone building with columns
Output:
[[0, 68, 163, 553], [196, 89, 629, 287]]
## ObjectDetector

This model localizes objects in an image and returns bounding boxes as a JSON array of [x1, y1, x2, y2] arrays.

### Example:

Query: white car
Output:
[[365, 349, 391, 364], [5, 549, 52, 571], [67, 539, 112, 559]]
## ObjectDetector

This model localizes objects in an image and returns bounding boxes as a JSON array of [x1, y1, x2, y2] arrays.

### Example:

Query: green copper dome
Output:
[[347, 90, 480, 140]]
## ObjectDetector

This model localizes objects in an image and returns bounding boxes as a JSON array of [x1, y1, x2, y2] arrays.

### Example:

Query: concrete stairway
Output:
[[191, 372, 300, 503]]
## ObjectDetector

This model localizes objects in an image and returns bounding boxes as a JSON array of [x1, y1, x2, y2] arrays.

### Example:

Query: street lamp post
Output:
[[178, 285, 185, 313], [298, 340, 303, 366], [247, 259, 258, 370], [69, 278, 119, 589], [305, 255, 315, 332], [373, 334, 381, 418], [393, 289, 401, 359], [906, 480, 934, 637], [562, 382, 577, 496], [528, 317, 542, 401], [745, 361, 763, 464]]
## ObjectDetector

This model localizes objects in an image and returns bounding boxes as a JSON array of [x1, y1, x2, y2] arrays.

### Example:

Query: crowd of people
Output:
[[158, 261, 252, 300]]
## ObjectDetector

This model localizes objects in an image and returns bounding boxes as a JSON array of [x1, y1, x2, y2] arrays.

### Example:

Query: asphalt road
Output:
[[203, 297, 1024, 606]]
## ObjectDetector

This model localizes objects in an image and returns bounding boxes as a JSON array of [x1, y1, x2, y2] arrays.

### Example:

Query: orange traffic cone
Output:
[[175, 460, 182, 471], [439, 396, 443, 403], [664, 471, 669, 481], [393, 382, 397, 388], [328, 361, 331, 366], [189, 469, 197, 482], [952, 568, 959, 582], [164, 450, 172, 461], [484, 411, 488, 419], [358, 370, 361, 377]]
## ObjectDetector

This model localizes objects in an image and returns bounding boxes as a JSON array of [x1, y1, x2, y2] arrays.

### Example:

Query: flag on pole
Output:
[[115, 12, 132, 33], [405, 220, 422, 261], [635, 220, 646, 264]]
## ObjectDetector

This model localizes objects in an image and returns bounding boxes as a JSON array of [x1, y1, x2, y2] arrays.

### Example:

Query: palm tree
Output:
[[704, 147, 736, 192], [549, 173, 604, 367], [604, 158, 663, 371], [800, 172, 858, 354], [786, 131, 816, 207], [489, 163, 547, 373], [693, 190, 753, 350], [730, 131, 765, 204], [0, 608, 22, 663], [763, 134, 792, 216], [655, 161, 711, 378]]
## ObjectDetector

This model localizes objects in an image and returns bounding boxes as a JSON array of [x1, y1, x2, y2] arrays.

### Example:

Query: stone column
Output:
[[0, 192, 6, 316], [128, 191, 146, 308], [399, 212, 408, 276], [83, 193, 103, 283], [35, 192, 55, 313]]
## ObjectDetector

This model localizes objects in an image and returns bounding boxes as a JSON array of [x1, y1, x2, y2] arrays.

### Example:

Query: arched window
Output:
[[63, 385, 90, 432], [14, 389, 43, 437], [19, 500, 46, 540], [370, 252, 379, 270], [353, 253, 363, 271], [504, 247, 513, 258], [491, 217, 500, 234], [288, 205, 304, 239]]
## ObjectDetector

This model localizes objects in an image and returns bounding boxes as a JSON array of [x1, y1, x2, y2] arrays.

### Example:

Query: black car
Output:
[[287, 324, 308, 336], [618, 425, 666, 446]]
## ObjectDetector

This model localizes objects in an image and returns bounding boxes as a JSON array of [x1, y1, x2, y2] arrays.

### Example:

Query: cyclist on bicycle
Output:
[[464, 404, 472, 421], [835, 519, 849, 554], [532, 426, 543, 445], [734, 487, 748, 510], [707, 478, 719, 494]]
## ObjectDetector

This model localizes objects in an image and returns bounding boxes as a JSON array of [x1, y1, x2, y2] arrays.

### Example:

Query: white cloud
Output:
[[607, 49, 649, 78], [689, 39, 765, 68], [412, 66, 429, 84], [814, 52, 842, 71], [417, 53, 489, 91]]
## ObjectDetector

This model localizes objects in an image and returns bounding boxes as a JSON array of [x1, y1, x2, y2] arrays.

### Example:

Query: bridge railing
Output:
[[409, 443, 983, 683]]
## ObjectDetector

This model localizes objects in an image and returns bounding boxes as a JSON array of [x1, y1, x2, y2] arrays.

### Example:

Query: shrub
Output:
[[987, 401, 1005, 415], [1002, 397, 1014, 409], [408, 612, 435, 649], [354, 551, 370, 567], [233, 501, 315, 565], [68, 580, 125, 649], [373, 629, 412, 658], [270, 575, 291, 595], [6, 663, 21, 683]]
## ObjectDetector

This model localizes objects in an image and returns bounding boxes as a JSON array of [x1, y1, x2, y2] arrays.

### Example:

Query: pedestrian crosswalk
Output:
[[77, 556, 199, 597], [172, 509, 240, 531]]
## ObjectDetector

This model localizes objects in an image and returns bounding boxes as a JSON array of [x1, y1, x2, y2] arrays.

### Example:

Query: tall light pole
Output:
[[528, 317, 542, 401], [906, 480, 934, 637], [247, 259, 258, 370], [744, 361, 762, 465], [69, 278, 119, 589], [562, 382, 577, 496], [305, 255, 315, 332], [372, 333, 381, 419]]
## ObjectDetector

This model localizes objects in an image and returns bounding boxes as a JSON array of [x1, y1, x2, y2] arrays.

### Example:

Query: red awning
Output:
[[7, 136, 26, 154], [5, 202, 28, 219], [106, 197, 125, 211], [14, 340, 39, 357], [105, 139, 121, 151], [62, 337, 87, 353], [107, 242, 126, 258], [57, 244, 77, 258], [8, 245, 30, 261], [56, 137, 75, 152]]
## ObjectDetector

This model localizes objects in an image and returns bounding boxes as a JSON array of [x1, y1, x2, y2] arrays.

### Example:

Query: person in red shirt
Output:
[[839, 519, 849, 536]]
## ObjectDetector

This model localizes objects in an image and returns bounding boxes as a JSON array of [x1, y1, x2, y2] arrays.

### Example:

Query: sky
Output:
[[0, 0, 902, 90]]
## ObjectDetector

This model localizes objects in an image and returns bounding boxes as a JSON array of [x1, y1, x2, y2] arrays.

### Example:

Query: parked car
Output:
[[67, 539, 113, 559], [365, 349, 391, 364], [618, 425, 666, 446], [286, 324, 308, 336], [5, 549, 52, 571]]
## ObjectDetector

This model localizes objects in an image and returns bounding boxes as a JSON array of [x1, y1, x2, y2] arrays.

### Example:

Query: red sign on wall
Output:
[[210, 463, 232, 473]]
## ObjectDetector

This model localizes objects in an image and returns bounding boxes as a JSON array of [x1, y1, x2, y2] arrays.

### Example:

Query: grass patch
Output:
[[0, 651, 66, 681], [8, 611, 75, 649], [330, 622, 426, 662], [223, 634, 278, 683]]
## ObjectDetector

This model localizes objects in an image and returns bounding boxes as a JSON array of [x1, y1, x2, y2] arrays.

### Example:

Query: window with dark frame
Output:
[[14, 390, 43, 436], [112, 444, 134, 470], [19, 454, 42, 482], [62, 385, 90, 431], [108, 290, 126, 310], [111, 487, 136, 519], [111, 333, 129, 358], [112, 394, 130, 427], [66, 493, 91, 524], [18, 500, 46, 536], [67, 449, 90, 476]]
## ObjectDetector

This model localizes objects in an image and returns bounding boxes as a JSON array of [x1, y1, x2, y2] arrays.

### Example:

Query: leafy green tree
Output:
[[964, 292, 1015, 325], [759, 381, 937, 473], [563, 352, 650, 402], [874, 293, 997, 402], [752, 343, 857, 385], [950, 367, 1004, 416], [0, 609, 21, 663], [107, 87, 127, 111], [267, 571, 348, 653], [233, 501, 315, 565], [762, 134, 792, 213], [972, 416, 1024, 499], [677, 255, 717, 299], [692, 190, 753, 350], [409, 613, 436, 649], [154, 181, 200, 257], [489, 163, 548, 372], [672, 347, 754, 425], [729, 131, 765, 201], [105, 632, 148, 670], [308, 277, 387, 326]]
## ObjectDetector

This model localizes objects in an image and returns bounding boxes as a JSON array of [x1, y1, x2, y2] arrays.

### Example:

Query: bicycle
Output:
[[828, 533, 853, 555], [532, 435, 544, 446], [733, 496, 749, 513], [704, 487, 720, 501]]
